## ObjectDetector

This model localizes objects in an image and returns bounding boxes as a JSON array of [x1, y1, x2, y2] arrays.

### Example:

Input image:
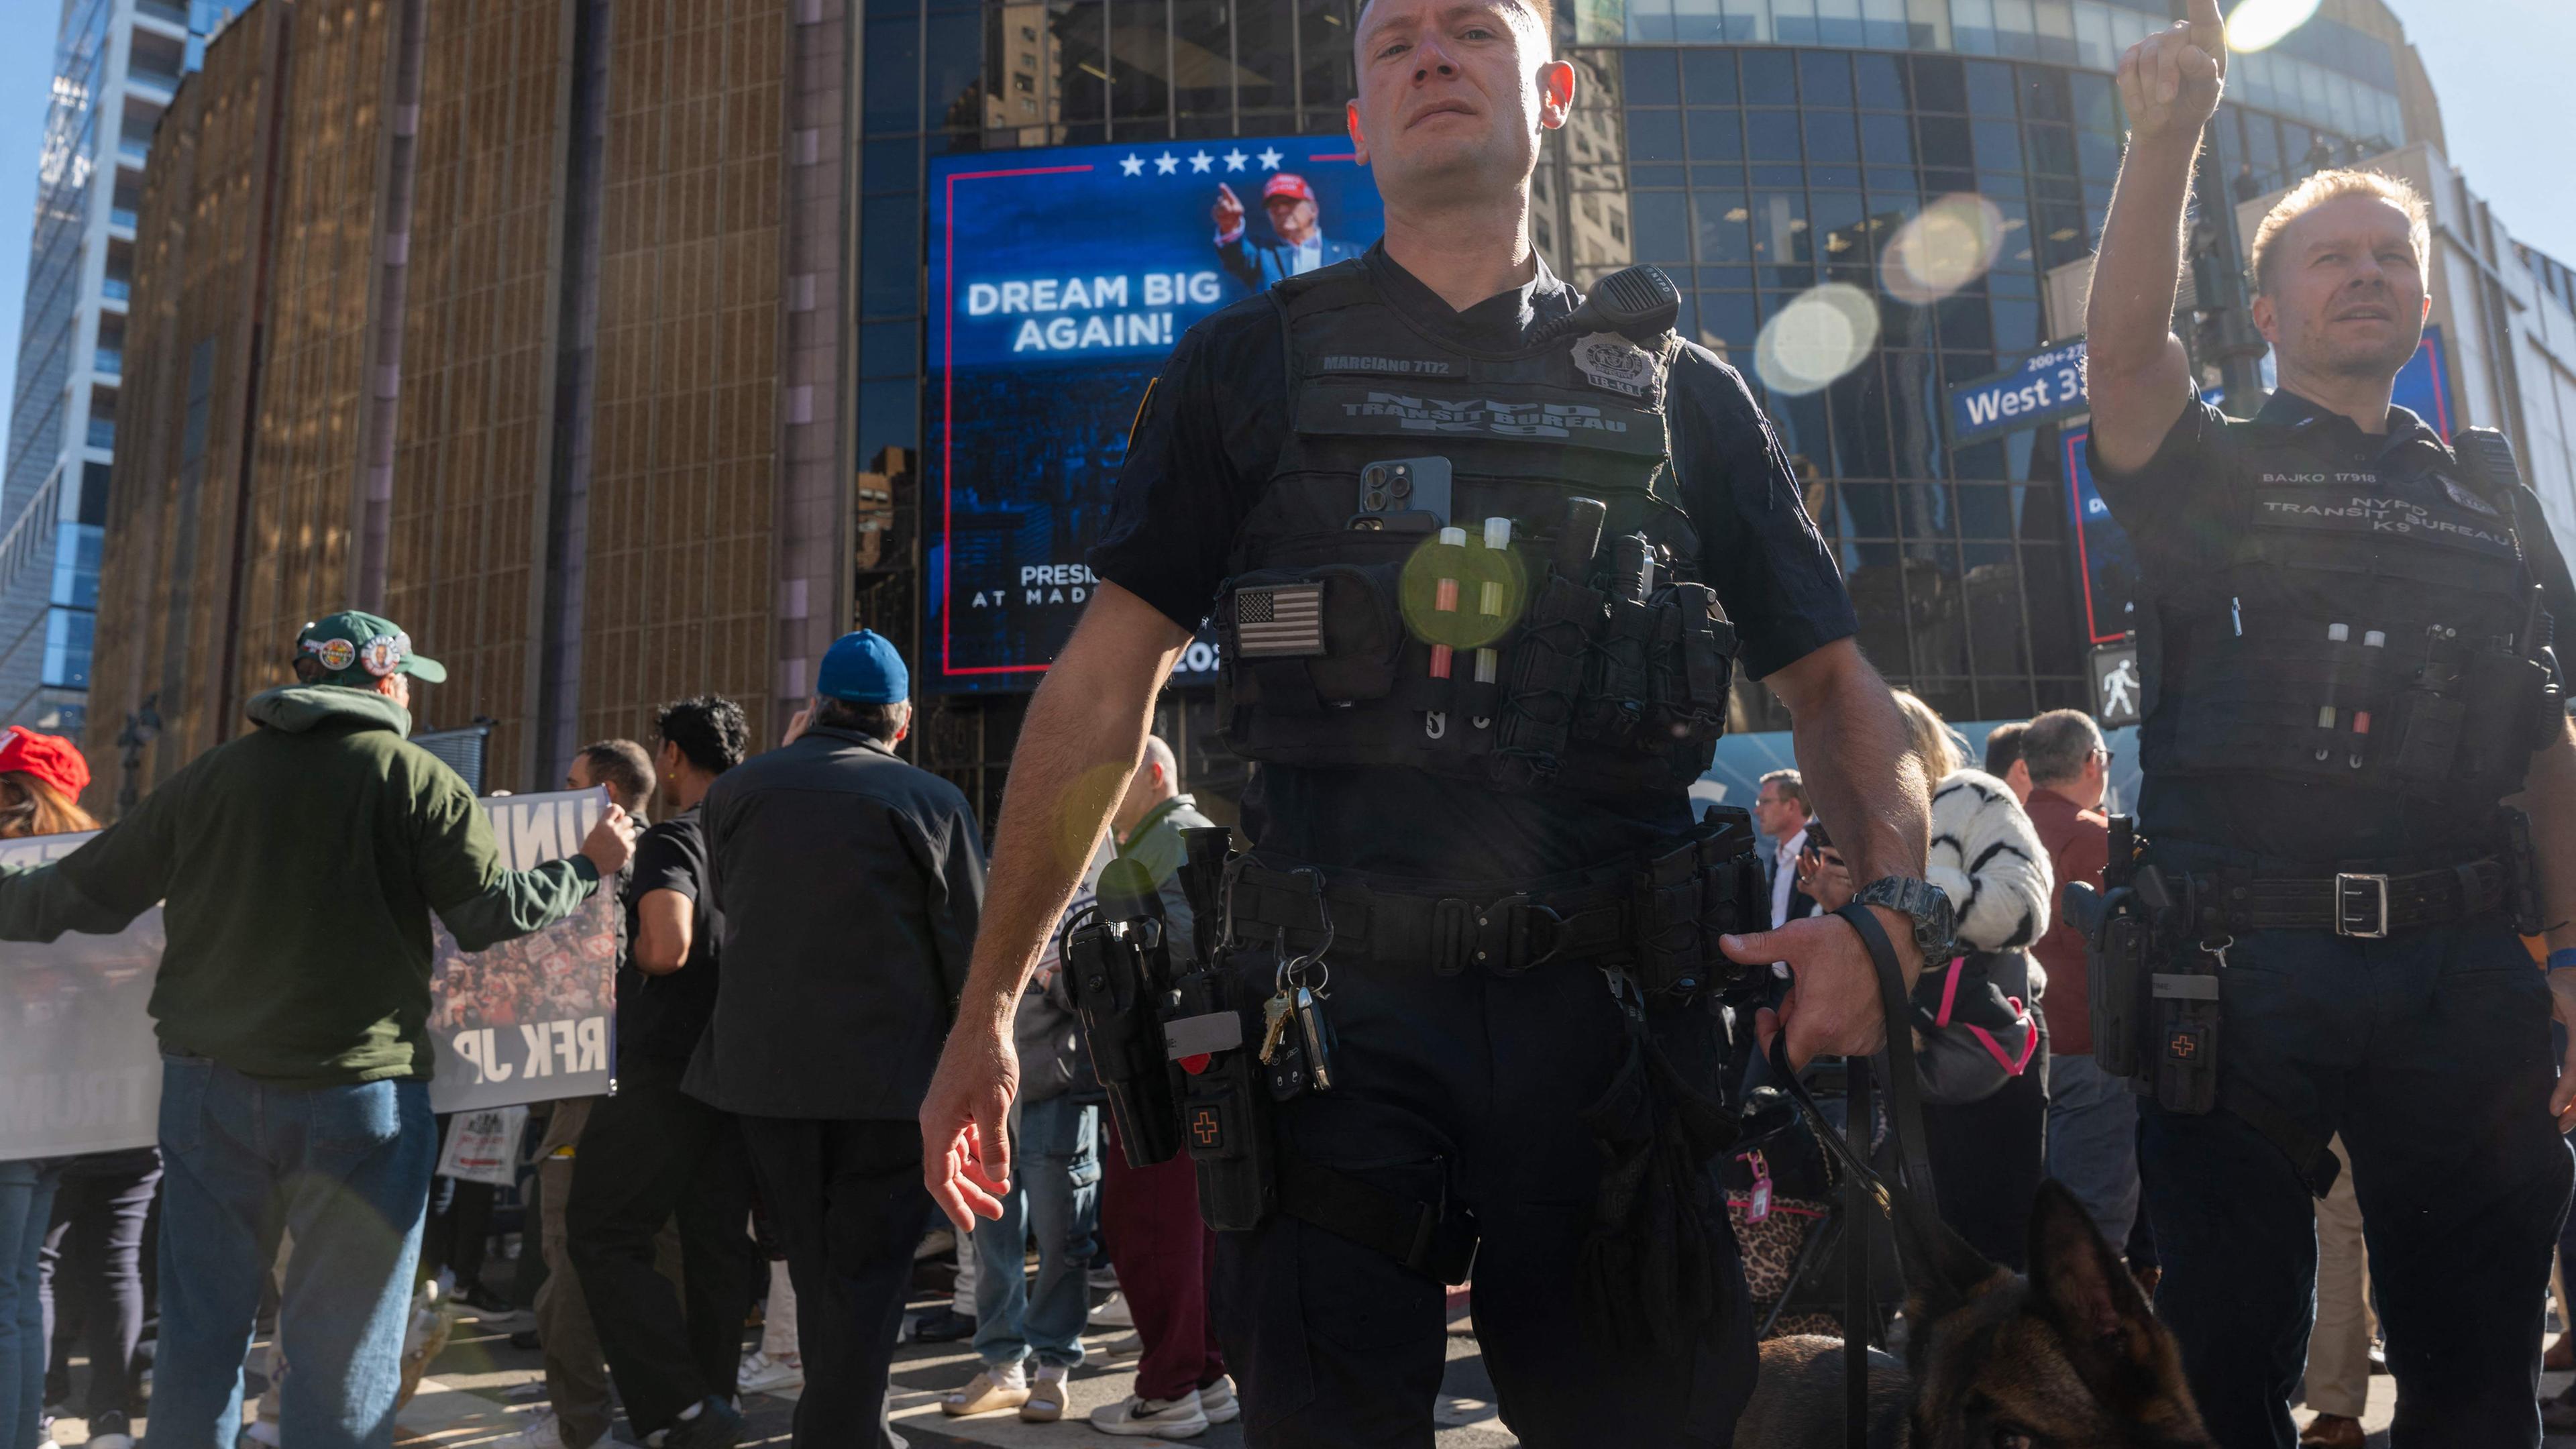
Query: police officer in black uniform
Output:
[[2087, 5, 2576, 1444], [921, 0, 1954, 1442]]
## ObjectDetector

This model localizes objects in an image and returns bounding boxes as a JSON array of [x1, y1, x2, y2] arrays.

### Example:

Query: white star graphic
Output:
[[1222, 148, 1249, 172], [1256, 146, 1285, 170], [1154, 152, 1180, 175], [1118, 152, 1145, 177], [1187, 150, 1215, 173]]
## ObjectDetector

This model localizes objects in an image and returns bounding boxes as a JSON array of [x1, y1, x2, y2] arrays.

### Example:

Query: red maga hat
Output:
[[0, 727, 89, 800], [1263, 172, 1315, 203]]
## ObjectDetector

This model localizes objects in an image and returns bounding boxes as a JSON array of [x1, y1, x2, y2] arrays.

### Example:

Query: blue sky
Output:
[[0, 1, 2560, 421]]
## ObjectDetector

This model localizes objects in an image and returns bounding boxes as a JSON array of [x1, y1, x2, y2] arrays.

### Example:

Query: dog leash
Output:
[[1761, 903, 1941, 1449]]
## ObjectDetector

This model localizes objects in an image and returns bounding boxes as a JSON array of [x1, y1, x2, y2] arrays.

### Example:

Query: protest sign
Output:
[[435, 1105, 533, 1187], [0, 787, 618, 1161]]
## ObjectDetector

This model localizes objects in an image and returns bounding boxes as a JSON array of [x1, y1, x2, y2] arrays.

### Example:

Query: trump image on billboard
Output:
[[928, 137, 1385, 691]]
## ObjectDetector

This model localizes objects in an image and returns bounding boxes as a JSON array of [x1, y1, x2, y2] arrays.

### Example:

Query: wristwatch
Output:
[[1852, 876, 1957, 963]]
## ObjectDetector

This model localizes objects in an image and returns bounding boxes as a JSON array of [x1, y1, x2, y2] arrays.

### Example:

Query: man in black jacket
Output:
[[686, 632, 985, 1449]]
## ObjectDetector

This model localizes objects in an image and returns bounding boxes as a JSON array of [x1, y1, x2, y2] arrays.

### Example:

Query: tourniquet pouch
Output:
[[2151, 949, 2220, 1115]]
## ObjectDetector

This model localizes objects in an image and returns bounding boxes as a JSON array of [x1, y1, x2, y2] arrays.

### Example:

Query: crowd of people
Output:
[[0, 612, 1252, 1449], [1747, 689, 2576, 1447]]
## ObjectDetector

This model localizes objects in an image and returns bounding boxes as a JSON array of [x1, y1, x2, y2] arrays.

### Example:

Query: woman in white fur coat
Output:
[[1809, 690, 2055, 1267]]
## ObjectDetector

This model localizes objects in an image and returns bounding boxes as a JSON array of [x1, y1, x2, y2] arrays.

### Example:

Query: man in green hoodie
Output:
[[0, 610, 633, 1449]]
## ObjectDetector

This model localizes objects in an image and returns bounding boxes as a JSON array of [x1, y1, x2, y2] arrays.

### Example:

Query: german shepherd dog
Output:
[[1735, 1180, 2213, 1448]]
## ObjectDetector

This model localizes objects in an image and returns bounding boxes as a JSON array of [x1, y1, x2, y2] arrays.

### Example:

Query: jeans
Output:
[[2136, 864, 2568, 1449], [152, 1055, 438, 1449], [2044, 1052, 2141, 1250], [0, 1158, 61, 1449], [39, 1146, 161, 1422], [969, 1095, 1099, 1371]]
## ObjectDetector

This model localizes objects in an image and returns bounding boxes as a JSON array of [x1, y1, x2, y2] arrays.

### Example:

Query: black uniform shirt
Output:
[[1090, 245, 1856, 881], [615, 804, 720, 1063], [685, 728, 986, 1120], [2091, 387, 2576, 861]]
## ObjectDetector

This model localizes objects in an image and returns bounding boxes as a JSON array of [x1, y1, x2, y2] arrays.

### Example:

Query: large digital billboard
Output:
[[2061, 326, 2451, 646], [926, 138, 1387, 692]]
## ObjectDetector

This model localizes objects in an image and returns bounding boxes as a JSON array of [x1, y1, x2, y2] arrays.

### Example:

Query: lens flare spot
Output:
[[1754, 283, 1880, 396], [1882, 193, 2006, 305], [1400, 533, 1527, 650], [1058, 763, 1131, 875], [2224, 0, 2322, 52]]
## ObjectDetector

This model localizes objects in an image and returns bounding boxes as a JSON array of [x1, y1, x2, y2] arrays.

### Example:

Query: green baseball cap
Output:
[[294, 610, 447, 686]]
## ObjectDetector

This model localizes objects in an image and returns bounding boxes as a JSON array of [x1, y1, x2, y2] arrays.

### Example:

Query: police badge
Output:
[[2440, 474, 2502, 517], [1570, 331, 1656, 398]]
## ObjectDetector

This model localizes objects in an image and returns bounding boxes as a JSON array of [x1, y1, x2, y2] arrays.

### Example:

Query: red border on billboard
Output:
[[2061, 428, 2123, 647]]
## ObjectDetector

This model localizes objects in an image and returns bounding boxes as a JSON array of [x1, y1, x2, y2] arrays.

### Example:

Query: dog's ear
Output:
[[1890, 1181, 2008, 1332], [2028, 1179, 2159, 1368]]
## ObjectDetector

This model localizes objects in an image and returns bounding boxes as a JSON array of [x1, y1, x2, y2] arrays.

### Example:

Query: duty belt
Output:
[[2194, 856, 2512, 938], [1224, 828, 1765, 991]]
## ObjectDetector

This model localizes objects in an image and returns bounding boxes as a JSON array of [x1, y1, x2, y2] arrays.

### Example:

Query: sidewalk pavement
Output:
[[36, 1295, 2576, 1446], [40, 1291, 1513, 1448]]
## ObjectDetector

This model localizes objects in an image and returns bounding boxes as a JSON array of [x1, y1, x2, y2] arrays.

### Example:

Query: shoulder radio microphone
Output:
[[1527, 264, 1682, 349]]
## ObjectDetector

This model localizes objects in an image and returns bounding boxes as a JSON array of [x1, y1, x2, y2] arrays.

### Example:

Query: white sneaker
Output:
[[1197, 1374, 1241, 1425], [941, 1361, 1030, 1417], [492, 1410, 572, 1449], [1020, 1362, 1071, 1424], [737, 1348, 804, 1393], [1087, 1263, 1119, 1291], [1089, 1290, 1134, 1328], [1090, 1389, 1210, 1438]]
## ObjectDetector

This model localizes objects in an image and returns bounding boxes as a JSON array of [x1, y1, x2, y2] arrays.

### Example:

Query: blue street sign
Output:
[[1947, 339, 2090, 446]]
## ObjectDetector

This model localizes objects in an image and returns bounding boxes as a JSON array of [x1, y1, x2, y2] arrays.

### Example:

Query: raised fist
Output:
[[2117, 0, 2226, 144], [1213, 182, 1244, 235]]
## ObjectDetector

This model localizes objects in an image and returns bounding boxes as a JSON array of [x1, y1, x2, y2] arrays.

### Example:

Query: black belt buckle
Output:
[[2334, 872, 2390, 938], [1434, 893, 1563, 977]]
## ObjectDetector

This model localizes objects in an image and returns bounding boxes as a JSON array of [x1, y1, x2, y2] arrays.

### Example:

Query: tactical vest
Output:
[[2141, 419, 2561, 810], [1210, 261, 1738, 796]]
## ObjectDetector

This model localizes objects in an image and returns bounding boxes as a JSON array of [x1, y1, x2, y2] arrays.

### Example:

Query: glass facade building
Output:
[[0, 0, 230, 739], [855, 0, 2424, 755]]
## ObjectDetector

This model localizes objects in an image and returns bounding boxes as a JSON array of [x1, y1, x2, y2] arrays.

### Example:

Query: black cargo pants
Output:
[[2138, 843, 2573, 1449], [1210, 935, 1757, 1447]]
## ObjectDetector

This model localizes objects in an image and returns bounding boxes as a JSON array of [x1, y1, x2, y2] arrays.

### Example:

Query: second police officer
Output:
[[2086, 2, 2576, 1444], [920, 0, 1955, 1441]]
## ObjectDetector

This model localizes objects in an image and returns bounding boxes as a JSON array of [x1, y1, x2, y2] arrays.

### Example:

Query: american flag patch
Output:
[[1234, 582, 1327, 657]]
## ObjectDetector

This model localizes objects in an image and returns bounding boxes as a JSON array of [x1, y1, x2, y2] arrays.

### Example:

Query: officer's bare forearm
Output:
[[2084, 129, 2202, 472], [957, 584, 1190, 1033], [2512, 722, 2576, 953], [1767, 639, 1929, 925]]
